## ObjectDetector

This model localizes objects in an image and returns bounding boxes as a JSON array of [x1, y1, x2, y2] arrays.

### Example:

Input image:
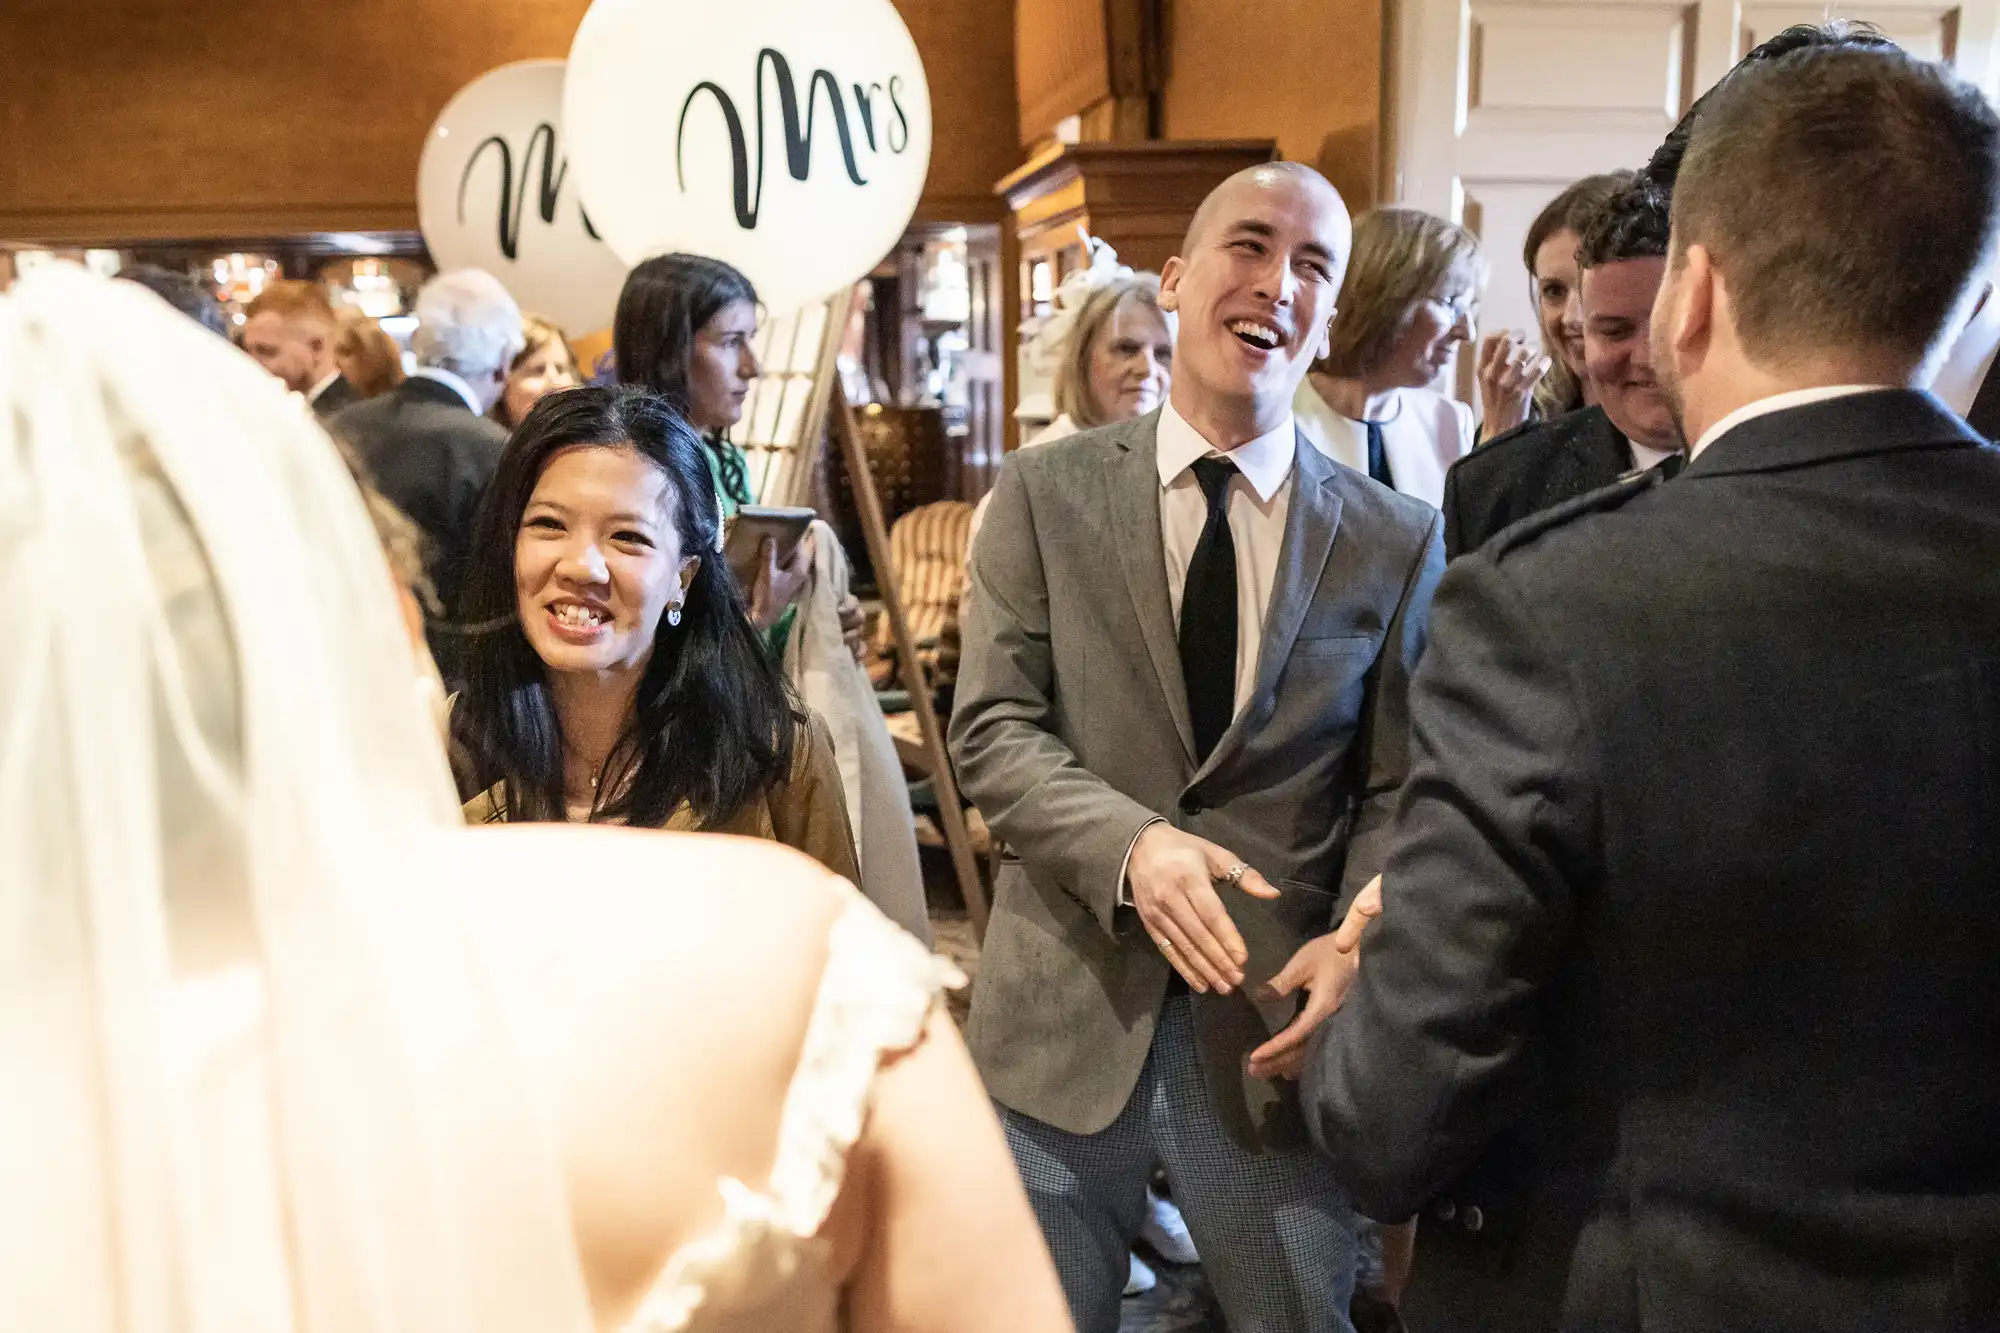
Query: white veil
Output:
[[0, 265, 594, 1332]]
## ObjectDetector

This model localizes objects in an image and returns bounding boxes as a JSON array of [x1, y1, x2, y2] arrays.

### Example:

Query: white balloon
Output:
[[563, 0, 932, 313], [417, 60, 631, 337]]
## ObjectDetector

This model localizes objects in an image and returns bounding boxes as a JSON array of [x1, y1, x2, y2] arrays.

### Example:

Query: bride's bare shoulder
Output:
[[457, 823, 848, 972], [448, 826, 854, 1324], [446, 823, 852, 1112]]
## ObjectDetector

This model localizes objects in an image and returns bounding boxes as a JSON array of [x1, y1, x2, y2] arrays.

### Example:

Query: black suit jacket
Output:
[[1308, 390, 2000, 1330], [329, 375, 507, 616], [1441, 405, 1632, 558], [309, 372, 361, 418]]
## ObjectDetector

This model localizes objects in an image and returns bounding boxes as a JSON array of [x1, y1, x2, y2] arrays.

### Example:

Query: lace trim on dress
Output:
[[621, 897, 964, 1332]]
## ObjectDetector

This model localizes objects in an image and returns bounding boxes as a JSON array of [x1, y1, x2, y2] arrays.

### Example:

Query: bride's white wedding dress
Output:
[[615, 897, 960, 1332], [0, 264, 983, 1333]]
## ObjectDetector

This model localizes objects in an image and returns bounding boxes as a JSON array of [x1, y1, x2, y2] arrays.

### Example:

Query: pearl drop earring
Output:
[[667, 604, 683, 627]]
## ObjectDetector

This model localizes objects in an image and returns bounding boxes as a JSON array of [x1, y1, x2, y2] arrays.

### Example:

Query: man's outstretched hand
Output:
[[1128, 823, 1278, 994], [1246, 875, 1383, 1080]]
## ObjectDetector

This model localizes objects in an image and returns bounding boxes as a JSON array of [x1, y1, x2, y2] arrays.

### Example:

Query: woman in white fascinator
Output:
[[973, 239, 1173, 547], [0, 264, 1069, 1333]]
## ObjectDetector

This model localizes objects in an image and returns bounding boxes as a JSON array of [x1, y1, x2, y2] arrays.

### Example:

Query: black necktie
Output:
[[1654, 452, 1686, 480], [1180, 456, 1239, 763], [1364, 420, 1396, 488]]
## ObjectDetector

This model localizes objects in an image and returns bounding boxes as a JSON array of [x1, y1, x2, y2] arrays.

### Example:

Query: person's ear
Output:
[[1315, 306, 1337, 362], [680, 553, 701, 598], [1674, 245, 1716, 362], [1157, 257, 1185, 314]]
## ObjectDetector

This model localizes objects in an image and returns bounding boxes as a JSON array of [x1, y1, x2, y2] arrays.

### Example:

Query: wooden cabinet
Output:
[[998, 138, 1274, 294], [995, 137, 1272, 442]]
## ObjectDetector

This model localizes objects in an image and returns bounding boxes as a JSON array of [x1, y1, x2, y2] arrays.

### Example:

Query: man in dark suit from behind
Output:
[[1308, 45, 2000, 1332], [1440, 183, 1682, 559], [331, 269, 521, 648], [241, 279, 360, 418]]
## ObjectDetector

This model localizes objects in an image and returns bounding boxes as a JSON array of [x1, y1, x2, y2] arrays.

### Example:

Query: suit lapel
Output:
[[1193, 431, 1342, 783], [1105, 419, 1197, 763]]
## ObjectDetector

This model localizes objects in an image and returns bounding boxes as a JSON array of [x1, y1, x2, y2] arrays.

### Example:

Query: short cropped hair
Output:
[[244, 278, 335, 328], [410, 269, 525, 380], [1672, 46, 2000, 365], [120, 264, 229, 337], [1576, 181, 1670, 272], [1055, 274, 1164, 428], [1645, 22, 1897, 193], [1319, 207, 1486, 377]]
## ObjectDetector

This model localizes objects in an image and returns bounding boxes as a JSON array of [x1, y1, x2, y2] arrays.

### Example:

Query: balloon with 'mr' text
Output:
[[563, 0, 933, 312], [417, 60, 631, 337]]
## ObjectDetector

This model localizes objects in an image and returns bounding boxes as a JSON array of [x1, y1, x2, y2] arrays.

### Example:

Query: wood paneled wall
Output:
[[1158, 0, 1385, 211], [0, 0, 1019, 243], [1015, 0, 1113, 145]]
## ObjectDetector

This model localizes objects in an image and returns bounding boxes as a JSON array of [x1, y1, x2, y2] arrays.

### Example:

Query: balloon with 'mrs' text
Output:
[[563, 0, 932, 312], [417, 60, 631, 337]]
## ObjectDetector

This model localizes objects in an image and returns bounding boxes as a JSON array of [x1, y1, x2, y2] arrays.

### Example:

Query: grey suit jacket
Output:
[[950, 410, 1444, 1152]]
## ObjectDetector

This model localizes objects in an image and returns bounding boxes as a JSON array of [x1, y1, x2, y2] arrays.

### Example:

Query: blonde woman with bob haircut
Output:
[[1295, 207, 1487, 507], [494, 312, 583, 428], [1031, 271, 1172, 444], [971, 267, 1171, 540]]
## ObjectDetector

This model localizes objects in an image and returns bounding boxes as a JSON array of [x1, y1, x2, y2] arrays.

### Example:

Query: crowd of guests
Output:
[[7, 20, 2000, 1333], [949, 21, 2000, 1333]]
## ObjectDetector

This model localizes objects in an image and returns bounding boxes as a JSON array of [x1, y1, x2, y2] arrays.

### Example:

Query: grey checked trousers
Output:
[[999, 994, 1359, 1333]]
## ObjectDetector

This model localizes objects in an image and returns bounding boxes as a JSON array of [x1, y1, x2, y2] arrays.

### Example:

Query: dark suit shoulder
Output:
[[1483, 467, 1660, 563], [1448, 407, 1605, 485]]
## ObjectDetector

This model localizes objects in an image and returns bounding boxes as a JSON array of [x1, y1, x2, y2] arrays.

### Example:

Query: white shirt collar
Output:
[[411, 366, 484, 414], [1155, 399, 1296, 502], [1691, 385, 1889, 459], [305, 370, 342, 403], [1627, 438, 1680, 472]]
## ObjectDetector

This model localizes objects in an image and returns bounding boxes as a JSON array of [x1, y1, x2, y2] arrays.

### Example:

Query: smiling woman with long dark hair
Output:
[[449, 384, 859, 879]]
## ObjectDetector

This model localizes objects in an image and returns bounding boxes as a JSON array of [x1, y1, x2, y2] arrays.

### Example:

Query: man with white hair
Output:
[[331, 269, 525, 636]]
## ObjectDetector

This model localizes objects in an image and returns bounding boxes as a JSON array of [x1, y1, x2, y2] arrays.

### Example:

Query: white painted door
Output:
[[1389, 0, 2000, 406]]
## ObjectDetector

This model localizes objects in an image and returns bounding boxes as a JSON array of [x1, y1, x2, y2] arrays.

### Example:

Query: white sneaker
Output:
[[1140, 1190, 1200, 1265], [1124, 1253, 1158, 1296]]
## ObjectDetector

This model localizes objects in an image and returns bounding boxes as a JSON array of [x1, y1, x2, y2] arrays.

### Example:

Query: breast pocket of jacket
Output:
[[1290, 633, 1379, 661], [1278, 635, 1378, 720]]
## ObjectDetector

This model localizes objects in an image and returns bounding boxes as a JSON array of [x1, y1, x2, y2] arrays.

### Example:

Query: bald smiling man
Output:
[[950, 163, 1445, 1332]]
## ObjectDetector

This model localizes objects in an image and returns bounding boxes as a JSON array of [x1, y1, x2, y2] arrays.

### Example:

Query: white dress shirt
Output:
[[1155, 399, 1297, 715], [305, 371, 342, 405], [1291, 379, 1473, 508], [1691, 385, 1889, 459], [1628, 438, 1680, 472], [1118, 400, 1297, 901], [410, 366, 484, 414]]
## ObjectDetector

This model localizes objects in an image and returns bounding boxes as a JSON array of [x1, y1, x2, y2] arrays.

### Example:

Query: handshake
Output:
[[1126, 822, 1384, 1080]]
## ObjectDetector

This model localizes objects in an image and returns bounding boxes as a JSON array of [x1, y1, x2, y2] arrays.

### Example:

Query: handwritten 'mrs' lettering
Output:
[[676, 49, 909, 231], [458, 122, 599, 259]]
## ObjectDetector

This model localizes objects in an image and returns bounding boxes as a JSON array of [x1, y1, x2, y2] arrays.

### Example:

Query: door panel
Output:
[[1392, 0, 1999, 410]]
